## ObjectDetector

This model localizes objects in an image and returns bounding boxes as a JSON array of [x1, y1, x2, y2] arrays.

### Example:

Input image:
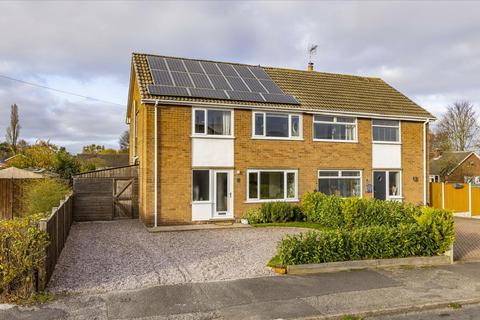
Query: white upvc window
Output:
[[373, 170, 402, 201], [252, 111, 302, 139], [192, 108, 233, 137], [317, 170, 362, 197], [372, 119, 401, 143], [313, 115, 357, 142], [429, 175, 440, 183], [247, 169, 298, 202]]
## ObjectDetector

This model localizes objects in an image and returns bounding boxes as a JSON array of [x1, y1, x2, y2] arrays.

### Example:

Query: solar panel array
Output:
[[146, 56, 299, 105]]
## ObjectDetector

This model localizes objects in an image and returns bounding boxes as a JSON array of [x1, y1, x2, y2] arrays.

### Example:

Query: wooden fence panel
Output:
[[444, 183, 469, 212], [472, 187, 480, 216], [430, 182, 443, 208], [38, 194, 73, 291]]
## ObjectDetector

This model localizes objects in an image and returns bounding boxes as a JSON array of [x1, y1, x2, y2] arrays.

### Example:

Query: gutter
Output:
[[142, 98, 436, 122], [154, 101, 159, 227]]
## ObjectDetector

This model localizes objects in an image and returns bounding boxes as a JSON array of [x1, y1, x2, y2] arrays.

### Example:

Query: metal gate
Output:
[[73, 165, 138, 221]]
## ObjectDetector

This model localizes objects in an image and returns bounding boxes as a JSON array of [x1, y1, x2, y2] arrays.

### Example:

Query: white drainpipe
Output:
[[154, 101, 159, 227], [423, 119, 429, 205]]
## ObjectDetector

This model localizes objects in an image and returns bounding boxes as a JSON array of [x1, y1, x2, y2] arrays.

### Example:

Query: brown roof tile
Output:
[[131, 53, 434, 119]]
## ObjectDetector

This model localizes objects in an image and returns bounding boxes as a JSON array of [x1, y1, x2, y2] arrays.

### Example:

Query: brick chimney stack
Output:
[[307, 62, 314, 71]]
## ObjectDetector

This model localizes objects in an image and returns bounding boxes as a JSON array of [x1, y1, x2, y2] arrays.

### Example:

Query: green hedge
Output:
[[22, 178, 70, 218], [277, 207, 455, 265], [301, 192, 344, 227], [242, 202, 303, 223], [0, 215, 49, 303]]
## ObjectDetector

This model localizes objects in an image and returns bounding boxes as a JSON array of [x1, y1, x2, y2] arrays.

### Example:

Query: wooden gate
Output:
[[73, 165, 138, 221]]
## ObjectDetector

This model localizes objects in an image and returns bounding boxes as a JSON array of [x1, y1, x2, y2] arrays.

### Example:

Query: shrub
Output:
[[341, 197, 419, 229], [261, 202, 301, 223], [0, 215, 49, 303], [22, 178, 70, 217], [277, 208, 455, 265], [242, 202, 303, 223], [242, 207, 264, 224], [302, 192, 344, 227]]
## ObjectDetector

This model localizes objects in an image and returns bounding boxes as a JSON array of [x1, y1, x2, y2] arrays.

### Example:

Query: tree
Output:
[[430, 130, 451, 153], [436, 100, 479, 151], [54, 147, 81, 179], [5, 104, 21, 153], [82, 144, 105, 154], [119, 130, 129, 153]]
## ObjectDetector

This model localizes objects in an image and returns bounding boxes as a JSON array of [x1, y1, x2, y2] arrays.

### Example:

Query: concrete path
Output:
[[372, 303, 480, 319], [2, 262, 480, 320]]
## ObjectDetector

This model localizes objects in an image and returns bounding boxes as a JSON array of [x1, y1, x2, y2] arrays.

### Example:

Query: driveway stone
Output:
[[47, 220, 305, 293]]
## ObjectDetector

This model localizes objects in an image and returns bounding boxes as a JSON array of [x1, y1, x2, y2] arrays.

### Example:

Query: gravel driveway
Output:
[[47, 220, 305, 293]]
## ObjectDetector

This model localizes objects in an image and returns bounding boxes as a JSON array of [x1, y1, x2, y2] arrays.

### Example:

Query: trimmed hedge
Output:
[[277, 207, 455, 265], [242, 202, 303, 224], [301, 192, 343, 227], [0, 215, 49, 303]]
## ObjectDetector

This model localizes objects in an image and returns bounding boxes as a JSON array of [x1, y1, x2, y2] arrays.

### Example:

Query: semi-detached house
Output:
[[126, 53, 435, 226]]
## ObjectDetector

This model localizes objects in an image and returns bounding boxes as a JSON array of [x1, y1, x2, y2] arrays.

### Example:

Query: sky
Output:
[[0, 1, 479, 153]]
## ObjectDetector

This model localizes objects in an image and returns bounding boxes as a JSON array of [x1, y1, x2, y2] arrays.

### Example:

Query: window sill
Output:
[[251, 136, 304, 141], [244, 199, 299, 204], [372, 141, 402, 145], [313, 139, 358, 143], [191, 135, 235, 139]]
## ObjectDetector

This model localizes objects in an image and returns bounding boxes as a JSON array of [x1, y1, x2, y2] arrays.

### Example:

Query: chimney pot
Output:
[[307, 62, 314, 71]]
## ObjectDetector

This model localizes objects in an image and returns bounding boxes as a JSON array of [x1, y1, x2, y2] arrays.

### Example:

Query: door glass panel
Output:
[[389, 172, 400, 196], [216, 172, 228, 212]]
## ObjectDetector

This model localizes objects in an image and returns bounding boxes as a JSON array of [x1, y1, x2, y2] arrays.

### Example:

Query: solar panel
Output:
[[249, 67, 270, 80], [262, 93, 299, 104], [146, 56, 299, 104], [151, 70, 173, 86], [227, 91, 265, 102], [190, 88, 229, 99], [260, 79, 284, 94], [200, 61, 222, 75], [148, 85, 190, 97], [243, 78, 267, 93], [171, 72, 194, 87], [233, 65, 255, 78], [225, 76, 249, 92], [165, 58, 187, 72], [147, 56, 167, 70], [190, 73, 213, 89], [183, 60, 205, 74], [209, 74, 232, 90], [217, 64, 238, 77]]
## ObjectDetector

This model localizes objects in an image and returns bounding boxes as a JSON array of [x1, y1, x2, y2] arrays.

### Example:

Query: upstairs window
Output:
[[372, 119, 400, 142], [313, 115, 356, 141], [193, 109, 232, 136], [253, 112, 301, 139]]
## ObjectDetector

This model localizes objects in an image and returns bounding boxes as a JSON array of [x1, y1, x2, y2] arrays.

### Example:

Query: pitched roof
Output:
[[131, 53, 434, 119], [0, 167, 44, 179], [430, 151, 474, 175]]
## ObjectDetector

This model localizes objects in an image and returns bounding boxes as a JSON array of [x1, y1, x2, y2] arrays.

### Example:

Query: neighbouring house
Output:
[[126, 53, 435, 226], [76, 153, 130, 169], [429, 149, 480, 183]]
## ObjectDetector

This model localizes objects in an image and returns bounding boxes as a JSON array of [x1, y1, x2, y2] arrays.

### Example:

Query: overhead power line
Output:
[[0, 73, 125, 107]]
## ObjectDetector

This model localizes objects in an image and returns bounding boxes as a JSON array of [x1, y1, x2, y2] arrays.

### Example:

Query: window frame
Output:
[[372, 170, 403, 200], [429, 175, 440, 183], [312, 115, 358, 143], [317, 169, 363, 198], [246, 169, 299, 202], [371, 119, 401, 144], [192, 169, 211, 203], [192, 108, 234, 138], [252, 111, 303, 140]]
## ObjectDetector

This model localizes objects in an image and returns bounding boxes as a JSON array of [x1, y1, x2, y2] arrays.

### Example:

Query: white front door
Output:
[[213, 170, 233, 218]]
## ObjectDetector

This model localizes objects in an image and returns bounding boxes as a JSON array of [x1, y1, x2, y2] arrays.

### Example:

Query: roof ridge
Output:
[[131, 52, 380, 81]]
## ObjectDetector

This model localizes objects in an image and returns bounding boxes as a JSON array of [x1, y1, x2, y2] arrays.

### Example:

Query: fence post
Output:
[[442, 182, 445, 209], [37, 219, 48, 291], [469, 183, 472, 217]]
